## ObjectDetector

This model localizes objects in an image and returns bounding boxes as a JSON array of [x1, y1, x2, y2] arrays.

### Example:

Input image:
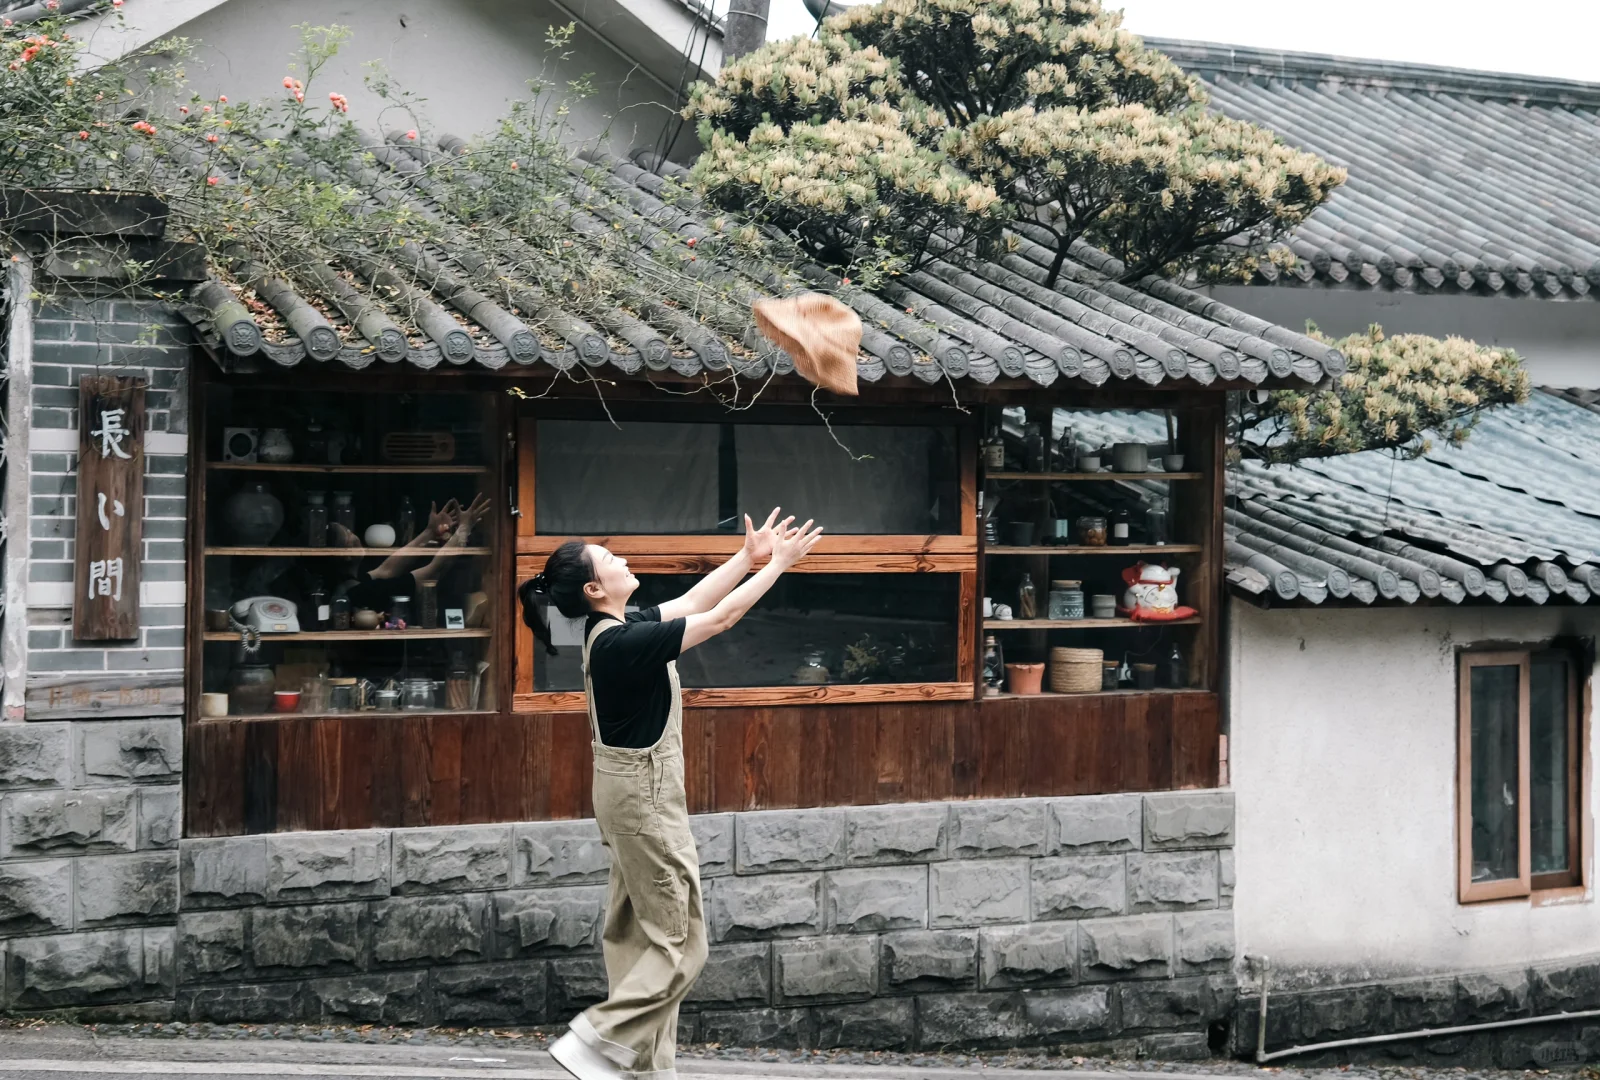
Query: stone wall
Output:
[[159, 792, 1236, 1053], [0, 293, 191, 1018], [1234, 956, 1600, 1068]]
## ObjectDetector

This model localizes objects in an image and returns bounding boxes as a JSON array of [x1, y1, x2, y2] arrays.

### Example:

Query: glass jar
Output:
[[306, 491, 328, 548], [328, 678, 357, 713], [401, 677, 436, 711], [1145, 501, 1169, 547], [1101, 661, 1121, 691], [331, 491, 356, 537], [1017, 573, 1037, 620], [1048, 580, 1084, 621], [390, 595, 414, 628], [397, 495, 417, 546], [1076, 516, 1107, 547], [793, 650, 830, 685], [419, 579, 439, 629], [330, 595, 351, 631]]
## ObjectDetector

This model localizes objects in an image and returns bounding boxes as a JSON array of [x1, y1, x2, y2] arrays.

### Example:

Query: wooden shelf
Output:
[[984, 617, 1202, 630], [985, 545, 1202, 555], [203, 629, 491, 642], [982, 688, 1206, 701], [205, 547, 490, 557], [986, 471, 1202, 481], [199, 710, 497, 723], [207, 463, 488, 474]]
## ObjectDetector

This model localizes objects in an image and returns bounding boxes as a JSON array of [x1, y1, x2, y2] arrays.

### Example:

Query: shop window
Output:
[[1458, 648, 1585, 902], [517, 408, 976, 708], [195, 385, 504, 719]]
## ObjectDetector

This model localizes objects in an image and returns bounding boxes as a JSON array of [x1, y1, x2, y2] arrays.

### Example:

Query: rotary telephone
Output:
[[229, 596, 300, 634]]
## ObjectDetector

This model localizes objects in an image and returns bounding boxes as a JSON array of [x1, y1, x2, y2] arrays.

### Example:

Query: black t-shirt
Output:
[[586, 606, 687, 749]]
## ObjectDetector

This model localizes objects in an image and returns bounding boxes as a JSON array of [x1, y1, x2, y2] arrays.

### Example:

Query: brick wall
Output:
[[24, 297, 191, 673], [163, 793, 1237, 1053], [0, 293, 190, 1017]]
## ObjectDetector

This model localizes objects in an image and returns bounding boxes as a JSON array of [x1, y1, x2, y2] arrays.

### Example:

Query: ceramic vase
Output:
[[259, 428, 294, 464], [224, 481, 284, 545]]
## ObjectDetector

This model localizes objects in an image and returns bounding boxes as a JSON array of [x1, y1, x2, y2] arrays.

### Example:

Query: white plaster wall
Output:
[[93, 0, 709, 160], [1228, 602, 1600, 989], [1208, 285, 1600, 389]]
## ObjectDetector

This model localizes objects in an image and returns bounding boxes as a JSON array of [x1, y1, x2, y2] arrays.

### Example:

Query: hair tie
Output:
[[530, 571, 550, 594]]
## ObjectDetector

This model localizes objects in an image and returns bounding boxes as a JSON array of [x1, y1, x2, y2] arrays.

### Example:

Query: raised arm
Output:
[[658, 508, 783, 621], [681, 519, 823, 651]]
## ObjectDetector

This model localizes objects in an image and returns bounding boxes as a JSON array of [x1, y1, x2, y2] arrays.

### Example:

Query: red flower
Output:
[[842, 277, 852, 285], [206, 176, 219, 186], [327, 92, 348, 113], [78, 130, 88, 140], [686, 237, 697, 247], [509, 160, 518, 170], [111, 0, 123, 7], [44, 1, 58, 10], [178, 105, 189, 114], [205, 133, 219, 143], [201, 105, 211, 113], [218, 95, 227, 102], [404, 129, 417, 140]]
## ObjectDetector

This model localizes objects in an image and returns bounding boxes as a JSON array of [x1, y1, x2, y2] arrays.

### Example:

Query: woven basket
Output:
[[1050, 647, 1103, 693]]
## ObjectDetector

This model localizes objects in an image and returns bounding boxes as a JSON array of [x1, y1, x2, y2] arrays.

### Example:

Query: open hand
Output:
[[772, 518, 824, 570], [427, 499, 461, 542], [742, 507, 782, 561]]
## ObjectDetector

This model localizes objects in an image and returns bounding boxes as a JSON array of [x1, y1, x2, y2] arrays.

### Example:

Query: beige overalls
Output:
[[568, 618, 708, 1080]]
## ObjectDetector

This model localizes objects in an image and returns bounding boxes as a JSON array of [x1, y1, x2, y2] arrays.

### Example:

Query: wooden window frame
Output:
[[513, 414, 979, 710], [1457, 647, 1587, 904]]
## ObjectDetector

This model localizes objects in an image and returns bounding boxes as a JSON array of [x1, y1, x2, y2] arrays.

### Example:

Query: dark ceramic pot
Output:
[[224, 481, 284, 545], [228, 664, 275, 715]]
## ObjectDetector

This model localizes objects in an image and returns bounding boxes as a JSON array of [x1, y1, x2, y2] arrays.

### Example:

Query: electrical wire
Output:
[[647, 0, 716, 171]]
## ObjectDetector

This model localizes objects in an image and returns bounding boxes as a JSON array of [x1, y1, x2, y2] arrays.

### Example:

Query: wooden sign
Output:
[[26, 673, 182, 718], [73, 375, 145, 640]]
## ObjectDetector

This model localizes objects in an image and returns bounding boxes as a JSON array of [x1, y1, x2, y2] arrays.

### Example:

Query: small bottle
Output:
[[304, 421, 328, 465], [330, 595, 351, 631], [982, 635, 1004, 695], [1166, 641, 1187, 689], [305, 491, 328, 548], [1017, 573, 1037, 620], [983, 429, 1006, 471], [447, 652, 472, 711], [1145, 497, 1168, 547], [1110, 507, 1132, 546], [419, 579, 439, 629], [396, 496, 417, 547], [307, 580, 328, 633]]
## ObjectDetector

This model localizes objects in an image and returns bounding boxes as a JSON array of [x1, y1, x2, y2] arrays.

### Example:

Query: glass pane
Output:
[[535, 573, 960, 690], [536, 419, 960, 536], [1530, 658, 1571, 875], [735, 424, 959, 534], [1469, 664, 1521, 883], [201, 386, 499, 717], [537, 420, 721, 534]]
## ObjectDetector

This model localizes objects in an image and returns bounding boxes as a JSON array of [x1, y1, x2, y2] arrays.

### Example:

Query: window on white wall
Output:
[[1458, 648, 1585, 903]]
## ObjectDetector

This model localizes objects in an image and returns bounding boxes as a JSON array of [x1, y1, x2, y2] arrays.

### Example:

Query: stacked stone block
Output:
[[0, 719, 182, 1013], [162, 792, 1235, 1052]]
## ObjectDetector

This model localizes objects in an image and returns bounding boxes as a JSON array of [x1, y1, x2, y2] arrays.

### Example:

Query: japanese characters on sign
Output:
[[73, 376, 146, 640]]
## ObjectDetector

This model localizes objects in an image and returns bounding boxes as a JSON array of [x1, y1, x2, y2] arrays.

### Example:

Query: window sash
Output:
[[1457, 648, 1587, 903], [1458, 651, 1532, 903], [1530, 651, 1582, 892]]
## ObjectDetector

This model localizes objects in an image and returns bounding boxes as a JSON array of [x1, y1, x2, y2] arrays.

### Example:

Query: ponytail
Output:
[[518, 539, 595, 656]]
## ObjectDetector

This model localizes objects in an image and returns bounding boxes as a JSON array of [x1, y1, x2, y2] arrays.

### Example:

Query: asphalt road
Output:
[[0, 1027, 1222, 1080]]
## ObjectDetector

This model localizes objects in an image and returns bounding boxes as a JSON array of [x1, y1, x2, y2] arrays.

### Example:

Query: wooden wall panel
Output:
[[183, 693, 1221, 837]]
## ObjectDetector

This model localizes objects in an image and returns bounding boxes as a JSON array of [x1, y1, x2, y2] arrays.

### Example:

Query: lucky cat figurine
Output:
[[1120, 563, 1199, 622]]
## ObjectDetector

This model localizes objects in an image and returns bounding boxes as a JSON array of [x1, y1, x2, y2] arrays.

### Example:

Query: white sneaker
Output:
[[549, 1030, 625, 1080]]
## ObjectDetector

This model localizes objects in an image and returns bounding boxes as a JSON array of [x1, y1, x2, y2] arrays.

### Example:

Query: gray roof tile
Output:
[[1153, 39, 1600, 298]]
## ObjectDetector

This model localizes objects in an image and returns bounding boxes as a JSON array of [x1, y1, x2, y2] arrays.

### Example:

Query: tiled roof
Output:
[[1076, 390, 1600, 607], [176, 133, 1347, 389], [1151, 38, 1600, 299]]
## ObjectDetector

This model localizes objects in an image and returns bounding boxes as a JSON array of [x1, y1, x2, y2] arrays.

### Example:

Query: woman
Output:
[[521, 509, 823, 1080]]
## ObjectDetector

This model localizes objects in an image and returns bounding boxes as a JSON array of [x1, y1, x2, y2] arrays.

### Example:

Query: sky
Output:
[[763, 0, 1600, 83]]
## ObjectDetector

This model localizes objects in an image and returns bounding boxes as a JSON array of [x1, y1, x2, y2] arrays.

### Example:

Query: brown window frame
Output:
[[512, 415, 979, 710], [1457, 646, 1587, 904]]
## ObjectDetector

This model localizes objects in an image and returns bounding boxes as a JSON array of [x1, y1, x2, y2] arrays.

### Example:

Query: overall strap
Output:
[[581, 618, 622, 744]]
